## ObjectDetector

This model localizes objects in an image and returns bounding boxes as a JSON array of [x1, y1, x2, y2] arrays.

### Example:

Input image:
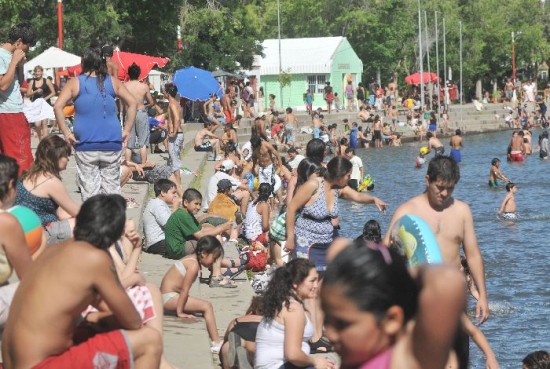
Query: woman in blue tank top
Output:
[[53, 47, 137, 200]]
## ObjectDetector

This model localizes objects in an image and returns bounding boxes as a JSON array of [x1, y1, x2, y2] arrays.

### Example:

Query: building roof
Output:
[[257, 37, 348, 75]]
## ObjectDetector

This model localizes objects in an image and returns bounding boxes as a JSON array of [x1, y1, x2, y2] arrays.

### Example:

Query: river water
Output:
[[337, 129, 550, 369]]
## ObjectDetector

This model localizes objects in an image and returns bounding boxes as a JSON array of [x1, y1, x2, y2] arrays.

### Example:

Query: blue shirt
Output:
[[73, 74, 122, 151], [0, 48, 23, 113]]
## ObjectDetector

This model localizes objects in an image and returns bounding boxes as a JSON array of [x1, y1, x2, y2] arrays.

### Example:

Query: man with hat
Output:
[[206, 159, 251, 213], [207, 179, 241, 224]]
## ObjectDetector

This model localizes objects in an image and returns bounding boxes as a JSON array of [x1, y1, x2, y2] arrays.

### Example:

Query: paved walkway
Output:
[[48, 123, 253, 369]]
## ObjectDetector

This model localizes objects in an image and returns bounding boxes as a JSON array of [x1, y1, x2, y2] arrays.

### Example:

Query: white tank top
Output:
[[254, 302, 314, 369], [244, 202, 263, 241]]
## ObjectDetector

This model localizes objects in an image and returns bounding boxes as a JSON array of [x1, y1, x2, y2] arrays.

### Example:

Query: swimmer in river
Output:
[[488, 158, 510, 187], [498, 182, 517, 220], [426, 131, 445, 156], [449, 129, 463, 163]]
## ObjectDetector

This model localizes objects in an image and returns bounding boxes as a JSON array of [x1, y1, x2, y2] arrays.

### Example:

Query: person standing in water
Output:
[[498, 182, 517, 220], [488, 158, 510, 187], [450, 129, 463, 163]]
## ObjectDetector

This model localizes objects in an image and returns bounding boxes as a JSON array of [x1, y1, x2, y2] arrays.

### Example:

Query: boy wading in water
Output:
[[498, 182, 517, 220], [2, 194, 162, 369]]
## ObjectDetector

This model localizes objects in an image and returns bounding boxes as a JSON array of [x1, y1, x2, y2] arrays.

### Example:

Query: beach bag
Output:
[[241, 244, 267, 272]]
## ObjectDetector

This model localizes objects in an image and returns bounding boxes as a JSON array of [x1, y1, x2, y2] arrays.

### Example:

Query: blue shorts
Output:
[[450, 148, 462, 163]]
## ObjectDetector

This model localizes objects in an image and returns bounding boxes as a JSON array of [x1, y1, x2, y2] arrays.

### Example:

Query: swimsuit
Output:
[[194, 141, 212, 152], [450, 148, 462, 163], [434, 146, 445, 156], [509, 150, 524, 162], [162, 259, 192, 304], [31, 330, 132, 369], [488, 180, 499, 187]]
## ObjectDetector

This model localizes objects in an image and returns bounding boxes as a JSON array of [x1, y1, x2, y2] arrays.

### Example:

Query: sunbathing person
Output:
[[1, 194, 162, 369]]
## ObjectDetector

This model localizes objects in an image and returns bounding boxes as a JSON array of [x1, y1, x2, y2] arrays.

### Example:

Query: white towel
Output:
[[23, 98, 54, 123]]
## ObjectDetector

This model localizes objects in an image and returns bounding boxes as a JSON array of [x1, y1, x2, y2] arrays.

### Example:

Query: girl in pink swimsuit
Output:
[[321, 241, 466, 369]]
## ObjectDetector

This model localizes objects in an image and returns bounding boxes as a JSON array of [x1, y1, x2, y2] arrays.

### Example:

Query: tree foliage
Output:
[[1, 0, 549, 95]]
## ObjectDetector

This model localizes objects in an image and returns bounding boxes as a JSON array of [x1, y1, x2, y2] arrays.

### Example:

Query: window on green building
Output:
[[307, 75, 328, 94]]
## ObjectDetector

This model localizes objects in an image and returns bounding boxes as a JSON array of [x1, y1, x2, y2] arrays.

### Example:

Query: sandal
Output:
[[309, 337, 333, 353], [222, 266, 246, 280], [209, 276, 237, 288]]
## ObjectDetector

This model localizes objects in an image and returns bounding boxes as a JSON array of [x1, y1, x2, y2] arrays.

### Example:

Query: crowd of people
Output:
[[1, 22, 549, 369]]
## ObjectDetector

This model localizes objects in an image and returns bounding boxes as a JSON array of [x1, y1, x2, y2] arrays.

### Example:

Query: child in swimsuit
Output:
[[160, 236, 232, 354], [322, 241, 465, 369], [488, 158, 510, 187], [498, 182, 517, 220]]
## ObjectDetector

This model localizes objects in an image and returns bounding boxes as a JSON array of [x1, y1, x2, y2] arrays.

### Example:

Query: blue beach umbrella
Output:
[[172, 66, 223, 101]]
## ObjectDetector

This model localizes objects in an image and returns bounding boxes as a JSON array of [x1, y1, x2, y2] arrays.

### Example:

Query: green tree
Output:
[[173, 4, 262, 71]]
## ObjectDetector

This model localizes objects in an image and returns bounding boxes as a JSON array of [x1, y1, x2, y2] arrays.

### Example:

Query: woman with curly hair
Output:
[[254, 259, 335, 369], [15, 135, 80, 246]]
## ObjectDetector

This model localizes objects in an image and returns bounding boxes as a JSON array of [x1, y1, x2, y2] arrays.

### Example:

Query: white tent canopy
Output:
[[24, 47, 81, 78]]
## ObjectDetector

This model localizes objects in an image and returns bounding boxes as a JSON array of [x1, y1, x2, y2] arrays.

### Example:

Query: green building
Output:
[[248, 36, 363, 112]]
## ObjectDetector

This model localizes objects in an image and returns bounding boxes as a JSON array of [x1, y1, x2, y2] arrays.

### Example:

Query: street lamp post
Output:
[[277, 0, 283, 108], [512, 31, 522, 81]]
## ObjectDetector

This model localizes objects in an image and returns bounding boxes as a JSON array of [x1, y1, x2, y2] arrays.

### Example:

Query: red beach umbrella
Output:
[[404, 72, 440, 85], [66, 51, 170, 81]]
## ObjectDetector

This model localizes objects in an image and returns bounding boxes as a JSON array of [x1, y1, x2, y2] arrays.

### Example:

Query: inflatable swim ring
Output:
[[357, 174, 375, 192], [8, 205, 43, 255], [416, 156, 426, 168], [243, 173, 255, 191], [390, 214, 442, 266]]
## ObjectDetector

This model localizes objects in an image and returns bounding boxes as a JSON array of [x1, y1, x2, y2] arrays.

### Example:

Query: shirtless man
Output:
[[203, 94, 221, 133], [357, 106, 371, 122], [505, 78, 515, 101], [1, 194, 162, 369], [523, 129, 532, 155], [384, 156, 489, 322], [488, 158, 510, 187], [166, 83, 184, 191], [101, 44, 119, 78], [509, 130, 525, 162], [449, 129, 463, 163], [194, 122, 221, 158], [498, 182, 517, 219], [125, 63, 159, 165], [285, 107, 298, 146], [222, 88, 234, 125], [251, 135, 282, 189], [427, 131, 445, 156], [372, 115, 383, 148], [384, 156, 489, 367], [252, 115, 268, 141]]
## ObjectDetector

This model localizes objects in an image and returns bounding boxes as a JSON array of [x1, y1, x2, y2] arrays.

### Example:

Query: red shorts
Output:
[[224, 109, 233, 124], [0, 112, 33, 175], [32, 330, 132, 369], [510, 152, 524, 162]]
